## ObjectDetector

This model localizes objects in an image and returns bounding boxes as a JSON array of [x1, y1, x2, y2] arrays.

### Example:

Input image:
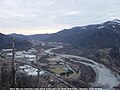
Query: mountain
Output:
[[43, 19, 120, 71], [9, 33, 50, 41], [9, 33, 26, 38], [44, 19, 120, 49], [27, 34, 50, 41], [9, 19, 120, 49], [9, 33, 30, 41], [8, 19, 120, 72], [0, 33, 32, 50]]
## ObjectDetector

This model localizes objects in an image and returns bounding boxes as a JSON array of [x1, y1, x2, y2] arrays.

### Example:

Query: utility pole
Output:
[[36, 54, 41, 90], [11, 38, 16, 88]]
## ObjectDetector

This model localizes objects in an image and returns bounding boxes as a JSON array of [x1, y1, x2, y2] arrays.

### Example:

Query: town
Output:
[[0, 41, 86, 89]]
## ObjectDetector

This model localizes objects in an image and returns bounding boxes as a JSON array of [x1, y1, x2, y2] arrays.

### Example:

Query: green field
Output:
[[50, 67, 65, 74]]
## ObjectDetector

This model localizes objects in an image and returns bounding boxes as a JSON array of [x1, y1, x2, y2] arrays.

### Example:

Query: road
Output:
[[44, 45, 120, 89], [1, 45, 120, 89], [3, 55, 76, 88]]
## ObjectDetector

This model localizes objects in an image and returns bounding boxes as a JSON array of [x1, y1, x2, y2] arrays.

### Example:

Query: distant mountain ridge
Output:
[[8, 19, 120, 72], [44, 19, 120, 49], [9, 19, 120, 49], [9, 33, 50, 41], [27, 34, 50, 41], [9, 33, 26, 38], [0, 33, 32, 50]]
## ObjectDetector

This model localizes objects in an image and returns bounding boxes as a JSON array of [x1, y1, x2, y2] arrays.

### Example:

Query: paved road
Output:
[[44, 45, 120, 89], [16, 60, 76, 88], [0, 54, 76, 88]]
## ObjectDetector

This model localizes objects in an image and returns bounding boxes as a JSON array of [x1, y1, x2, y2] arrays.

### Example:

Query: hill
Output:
[[0, 33, 32, 50], [45, 19, 120, 49], [9, 33, 50, 41], [9, 19, 120, 49]]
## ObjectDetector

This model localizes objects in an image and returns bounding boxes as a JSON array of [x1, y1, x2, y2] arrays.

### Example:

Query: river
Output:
[[45, 45, 120, 89]]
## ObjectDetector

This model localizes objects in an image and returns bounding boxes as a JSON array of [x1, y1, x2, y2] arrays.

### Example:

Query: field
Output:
[[50, 67, 65, 74]]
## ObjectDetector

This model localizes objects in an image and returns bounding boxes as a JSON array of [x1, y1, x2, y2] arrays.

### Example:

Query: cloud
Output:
[[0, 0, 120, 34], [66, 11, 82, 15]]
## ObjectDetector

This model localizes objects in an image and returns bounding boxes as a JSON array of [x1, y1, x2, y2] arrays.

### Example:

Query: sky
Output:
[[0, 0, 120, 35]]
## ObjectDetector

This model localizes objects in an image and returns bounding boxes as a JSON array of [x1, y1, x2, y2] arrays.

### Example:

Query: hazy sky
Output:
[[0, 0, 120, 35]]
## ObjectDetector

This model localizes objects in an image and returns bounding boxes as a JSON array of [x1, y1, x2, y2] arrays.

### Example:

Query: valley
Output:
[[0, 19, 120, 90]]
